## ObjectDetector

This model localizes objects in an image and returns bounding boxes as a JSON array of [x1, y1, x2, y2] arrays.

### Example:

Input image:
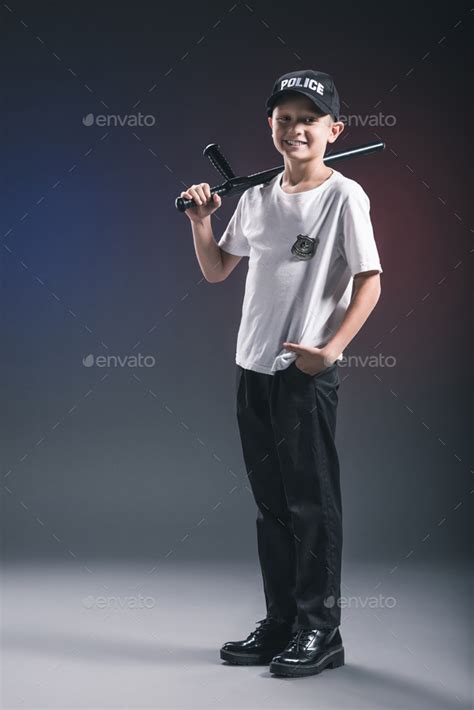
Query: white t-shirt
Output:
[[217, 168, 383, 375]]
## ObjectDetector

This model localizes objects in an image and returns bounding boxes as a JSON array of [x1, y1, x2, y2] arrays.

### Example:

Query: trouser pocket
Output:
[[290, 360, 338, 379]]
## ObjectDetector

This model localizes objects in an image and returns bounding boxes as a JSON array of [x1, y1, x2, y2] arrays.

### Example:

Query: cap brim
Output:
[[266, 89, 335, 118]]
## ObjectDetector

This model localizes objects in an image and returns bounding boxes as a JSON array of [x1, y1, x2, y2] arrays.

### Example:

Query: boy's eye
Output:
[[277, 117, 316, 123]]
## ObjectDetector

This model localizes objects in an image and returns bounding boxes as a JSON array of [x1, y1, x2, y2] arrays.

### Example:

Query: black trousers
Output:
[[235, 360, 342, 630]]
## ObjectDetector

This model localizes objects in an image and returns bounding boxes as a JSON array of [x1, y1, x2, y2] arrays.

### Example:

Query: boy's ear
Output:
[[328, 120, 345, 143], [267, 116, 273, 129]]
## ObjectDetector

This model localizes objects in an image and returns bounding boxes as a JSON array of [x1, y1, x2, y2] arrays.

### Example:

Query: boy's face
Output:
[[267, 94, 344, 161]]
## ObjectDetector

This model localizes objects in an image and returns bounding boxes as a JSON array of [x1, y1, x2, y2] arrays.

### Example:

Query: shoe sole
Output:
[[269, 646, 345, 677], [220, 648, 276, 665]]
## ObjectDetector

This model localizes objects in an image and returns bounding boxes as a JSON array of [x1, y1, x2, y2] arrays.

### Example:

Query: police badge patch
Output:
[[291, 234, 319, 260]]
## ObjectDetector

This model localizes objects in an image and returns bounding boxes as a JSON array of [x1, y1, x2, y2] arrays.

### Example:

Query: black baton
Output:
[[175, 141, 385, 212]]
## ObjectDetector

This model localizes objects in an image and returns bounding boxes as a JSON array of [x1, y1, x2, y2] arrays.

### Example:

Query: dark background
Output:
[[2, 0, 472, 563]]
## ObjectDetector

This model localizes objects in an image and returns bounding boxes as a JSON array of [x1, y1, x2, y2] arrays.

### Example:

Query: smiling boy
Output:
[[181, 69, 383, 678]]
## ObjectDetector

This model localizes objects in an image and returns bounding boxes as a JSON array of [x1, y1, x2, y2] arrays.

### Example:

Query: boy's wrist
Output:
[[191, 216, 211, 227], [321, 344, 341, 366]]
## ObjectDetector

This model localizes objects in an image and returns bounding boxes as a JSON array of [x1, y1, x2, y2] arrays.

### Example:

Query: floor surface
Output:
[[2, 560, 471, 709]]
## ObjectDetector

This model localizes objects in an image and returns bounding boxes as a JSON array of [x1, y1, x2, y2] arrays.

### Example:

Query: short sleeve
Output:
[[217, 191, 251, 257], [340, 186, 383, 276]]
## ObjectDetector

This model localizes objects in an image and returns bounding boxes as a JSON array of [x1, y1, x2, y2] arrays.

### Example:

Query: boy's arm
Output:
[[322, 270, 381, 364], [191, 218, 242, 283], [321, 183, 383, 363]]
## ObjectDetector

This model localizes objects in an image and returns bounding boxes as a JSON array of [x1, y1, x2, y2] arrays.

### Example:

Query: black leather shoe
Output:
[[269, 627, 344, 677], [220, 616, 295, 665]]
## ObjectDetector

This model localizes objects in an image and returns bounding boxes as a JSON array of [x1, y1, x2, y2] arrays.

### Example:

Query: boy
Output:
[[180, 69, 383, 678]]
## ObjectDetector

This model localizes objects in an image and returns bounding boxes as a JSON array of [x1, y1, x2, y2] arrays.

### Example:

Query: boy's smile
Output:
[[283, 139, 308, 149]]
